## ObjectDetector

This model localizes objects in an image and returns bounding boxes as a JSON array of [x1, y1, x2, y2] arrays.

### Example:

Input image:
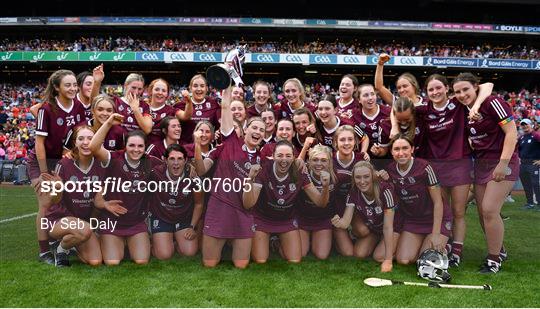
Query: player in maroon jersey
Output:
[[336, 74, 360, 122], [90, 114, 161, 265], [316, 94, 353, 149], [147, 78, 192, 144], [91, 64, 153, 134], [232, 86, 245, 102], [44, 125, 106, 267], [27, 69, 87, 264], [183, 121, 215, 160], [174, 74, 221, 144], [247, 80, 276, 118], [423, 74, 493, 267], [75, 71, 94, 120], [230, 100, 247, 129], [332, 161, 396, 272], [453, 73, 519, 274], [150, 144, 203, 260], [292, 108, 322, 155], [353, 84, 391, 163], [146, 116, 181, 160], [332, 125, 367, 256], [260, 108, 277, 146], [297, 144, 336, 260], [242, 140, 330, 263], [277, 78, 317, 120], [260, 118, 298, 160], [193, 87, 265, 269], [375, 53, 423, 106], [385, 134, 451, 265]]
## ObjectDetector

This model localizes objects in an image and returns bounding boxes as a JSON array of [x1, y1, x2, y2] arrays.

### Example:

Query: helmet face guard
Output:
[[417, 249, 451, 283]]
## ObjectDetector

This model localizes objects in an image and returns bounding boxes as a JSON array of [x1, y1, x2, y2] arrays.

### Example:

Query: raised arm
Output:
[[220, 87, 234, 135], [91, 64, 104, 101], [374, 53, 394, 105], [89, 113, 123, 164], [175, 89, 193, 122], [126, 92, 152, 135]]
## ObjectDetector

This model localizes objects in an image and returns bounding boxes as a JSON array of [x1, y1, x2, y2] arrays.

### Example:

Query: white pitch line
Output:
[[0, 212, 37, 224]]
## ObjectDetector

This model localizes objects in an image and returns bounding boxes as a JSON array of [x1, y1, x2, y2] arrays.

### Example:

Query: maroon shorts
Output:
[[474, 157, 520, 185], [253, 212, 298, 234], [430, 158, 473, 187], [99, 220, 148, 237], [203, 195, 254, 239], [297, 216, 333, 232], [27, 151, 59, 180]]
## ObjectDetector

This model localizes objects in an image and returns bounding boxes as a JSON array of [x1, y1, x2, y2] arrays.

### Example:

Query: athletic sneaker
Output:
[[479, 259, 501, 274], [38, 251, 55, 265], [500, 250, 508, 262], [54, 251, 71, 267], [522, 204, 536, 210], [449, 253, 461, 268], [500, 213, 510, 221], [505, 195, 515, 203]]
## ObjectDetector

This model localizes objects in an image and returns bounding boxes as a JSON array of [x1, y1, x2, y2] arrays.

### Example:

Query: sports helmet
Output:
[[417, 249, 451, 283]]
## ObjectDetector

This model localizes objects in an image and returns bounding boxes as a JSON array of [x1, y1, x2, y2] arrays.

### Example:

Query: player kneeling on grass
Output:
[[42, 125, 105, 267], [243, 140, 330, 264], [149, 144, 203, 260], [331, 161, 397, 272]]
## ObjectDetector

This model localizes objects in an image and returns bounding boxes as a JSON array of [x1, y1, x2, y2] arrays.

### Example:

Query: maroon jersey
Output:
[[378, 117, 426, 157], [146, 139, 178, 160], [336, 97, 359, 121], [247, 103, 279, 119], [260, 142, 300, 161], [64, 119, 125, 152], [253, 161, 312, 220], [75, 94, 92, 121], [113, 96, 151, 133], [320, 117, 353, 148], [207, 130, 262, 211], [148, 104, 177, 145], [149, 163, 195, 224], [346, 181, 396, 234], [423, 98, 471, 159], [174, 96, 220, 144], [183, 143, 214, 159], [352, 105, 391, 149], [46, 157, 107, 221], [333, 151, 364, 214], [35, 100, 86, 159], [100, 150, 162, 227], [296, 171, 335, 221], [466, 95, 518, 160], [386, 158, 447, 219], [277, 99, 317, 120]]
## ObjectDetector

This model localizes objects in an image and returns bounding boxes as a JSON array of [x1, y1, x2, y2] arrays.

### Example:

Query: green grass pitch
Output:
[[1, 186, 539, 307]]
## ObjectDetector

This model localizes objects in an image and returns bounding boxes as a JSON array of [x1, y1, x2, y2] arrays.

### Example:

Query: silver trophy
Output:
[[206, 45, 247, 90]]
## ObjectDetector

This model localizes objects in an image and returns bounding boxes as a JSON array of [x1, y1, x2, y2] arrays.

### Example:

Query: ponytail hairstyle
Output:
[[392, 97, 416, 142], [273, 139, 299, 183], [43, 69, 76, 114], [351, 161, 382, 208], [70, 125, 95, 162]]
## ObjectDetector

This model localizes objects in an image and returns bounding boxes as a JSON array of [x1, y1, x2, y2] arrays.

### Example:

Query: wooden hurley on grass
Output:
[[364, 277, 492, 290]]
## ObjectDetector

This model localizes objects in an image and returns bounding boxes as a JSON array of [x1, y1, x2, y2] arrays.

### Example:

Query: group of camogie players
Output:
[[29, 53, 519, 274]]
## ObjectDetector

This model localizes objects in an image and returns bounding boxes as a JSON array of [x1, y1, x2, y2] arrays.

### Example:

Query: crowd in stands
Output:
[[0, 37, 538, 60], [0, 81, 538, 163]]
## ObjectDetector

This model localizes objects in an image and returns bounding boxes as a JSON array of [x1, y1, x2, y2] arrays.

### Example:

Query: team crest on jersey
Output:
[[445, 221, 452, 231], [289, 183, 296, 191], [128, 116, 134, 123], [118, 105, 124, 112], [408, 177, 416, 184], [161, 112, 166, 118], [372, 132, 379, 139], [505, 167, 512, 176], [470, 128, 477, 135], [428, 114, 437, 120], [76, 115, 81, 122], [277, 199, 285, 205], [375, 206, 383, 214], [195, 110, 202, 116], [57, 118, 64, 126], [206, 102, 211, 108], [448, 103, 456, 110], [169, 198, 176, 205], [282, 111, 287, 118], [108, 140, 116, 148], [359, 122, 367, 129], [83, 191, 90, 199], [401, 189, 408, 195]]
